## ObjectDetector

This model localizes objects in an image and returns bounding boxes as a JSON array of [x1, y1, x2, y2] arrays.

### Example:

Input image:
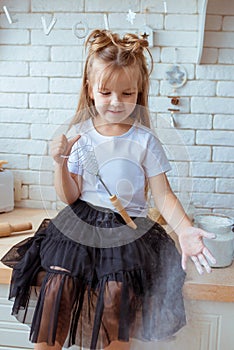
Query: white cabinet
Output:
[[0, 284, 80, 350], [0, 285, 33, 350], [131, 299, 234, 350]]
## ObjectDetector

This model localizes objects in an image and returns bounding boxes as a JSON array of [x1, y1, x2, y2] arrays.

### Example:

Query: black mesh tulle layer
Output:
[[1, 199, 186, 349]]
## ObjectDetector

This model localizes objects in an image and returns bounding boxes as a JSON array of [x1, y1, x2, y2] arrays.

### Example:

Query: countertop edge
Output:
[[183, 282, 234, 302], [2, 267, 234, 302]]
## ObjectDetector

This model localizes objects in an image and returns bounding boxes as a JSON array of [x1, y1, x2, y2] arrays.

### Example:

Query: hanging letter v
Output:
[[41, 15, 57, 35]]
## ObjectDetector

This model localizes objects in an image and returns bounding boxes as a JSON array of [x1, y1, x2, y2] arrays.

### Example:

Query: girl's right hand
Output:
[[50, 134, 81, 164]]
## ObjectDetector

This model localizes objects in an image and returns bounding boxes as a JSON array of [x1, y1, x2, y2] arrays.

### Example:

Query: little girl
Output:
[[2, 29, 216, 350]]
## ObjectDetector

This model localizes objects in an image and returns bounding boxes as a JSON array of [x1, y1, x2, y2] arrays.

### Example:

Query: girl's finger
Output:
[[203, 247, 216, 265], [197, 253, 212, 274], [199, 230, 216, 239], [191, 256, 204, 275], [65, 135, 81, 157], [68, 134, 81, 148], [181, 253, 187, 271]]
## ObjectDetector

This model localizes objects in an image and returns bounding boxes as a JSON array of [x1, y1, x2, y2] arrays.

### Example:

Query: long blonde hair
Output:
[[70, 29, 153, 128]]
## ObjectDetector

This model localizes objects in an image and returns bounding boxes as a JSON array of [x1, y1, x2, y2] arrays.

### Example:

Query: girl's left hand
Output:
[[178, 227, 216, 274]]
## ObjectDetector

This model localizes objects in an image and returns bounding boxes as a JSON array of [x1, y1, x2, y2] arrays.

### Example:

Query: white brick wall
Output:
[[0, 0, 233, 217]]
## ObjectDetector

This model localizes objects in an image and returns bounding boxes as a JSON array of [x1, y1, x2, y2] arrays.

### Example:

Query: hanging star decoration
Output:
[[126, 9, 136, 25], [165, 65, 187, 87], [140, 32, 149, 40]]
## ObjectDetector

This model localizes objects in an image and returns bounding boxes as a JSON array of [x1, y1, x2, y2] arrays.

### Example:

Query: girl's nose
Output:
[[111, 93, 121, 105]]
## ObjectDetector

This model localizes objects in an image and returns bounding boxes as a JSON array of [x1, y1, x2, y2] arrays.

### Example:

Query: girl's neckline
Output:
[[90, 118, 136, 138]]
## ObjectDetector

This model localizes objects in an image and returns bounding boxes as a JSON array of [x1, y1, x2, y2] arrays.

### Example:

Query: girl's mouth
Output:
[[108, 110, 124, 114]]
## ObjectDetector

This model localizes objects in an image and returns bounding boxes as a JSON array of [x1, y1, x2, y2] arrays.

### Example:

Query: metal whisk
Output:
[[77, 145, 112, 196], [63, 143, 137, 230]]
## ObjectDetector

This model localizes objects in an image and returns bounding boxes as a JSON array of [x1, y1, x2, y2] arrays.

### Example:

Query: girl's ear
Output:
[[86, 80, 93, 99]]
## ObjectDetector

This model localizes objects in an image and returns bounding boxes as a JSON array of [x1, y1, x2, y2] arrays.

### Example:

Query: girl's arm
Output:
[[149, 173, 216, 274], [50, 134, 82, 204]]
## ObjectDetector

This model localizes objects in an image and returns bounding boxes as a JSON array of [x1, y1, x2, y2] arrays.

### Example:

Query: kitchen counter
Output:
[[0, 208, 234, 302]]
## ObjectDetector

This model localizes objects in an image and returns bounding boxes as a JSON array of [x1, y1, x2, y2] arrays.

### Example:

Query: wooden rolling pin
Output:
[[0, 222, 33, 237]]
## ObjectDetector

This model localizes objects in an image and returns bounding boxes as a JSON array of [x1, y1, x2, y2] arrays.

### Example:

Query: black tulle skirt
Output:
[[1, 199, 186, 349]]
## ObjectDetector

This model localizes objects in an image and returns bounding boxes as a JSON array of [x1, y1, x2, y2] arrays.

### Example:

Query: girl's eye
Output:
[[123, 92, 134, 96], [99, 91, 110, 96], [98, 91, 135, 96]]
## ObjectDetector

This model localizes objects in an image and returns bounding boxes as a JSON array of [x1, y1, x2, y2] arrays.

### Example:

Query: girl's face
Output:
[[88, 60, 139, 125]]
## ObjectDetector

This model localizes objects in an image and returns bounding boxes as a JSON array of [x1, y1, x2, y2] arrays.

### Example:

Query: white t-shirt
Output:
[[68, 119, 171, 217]]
